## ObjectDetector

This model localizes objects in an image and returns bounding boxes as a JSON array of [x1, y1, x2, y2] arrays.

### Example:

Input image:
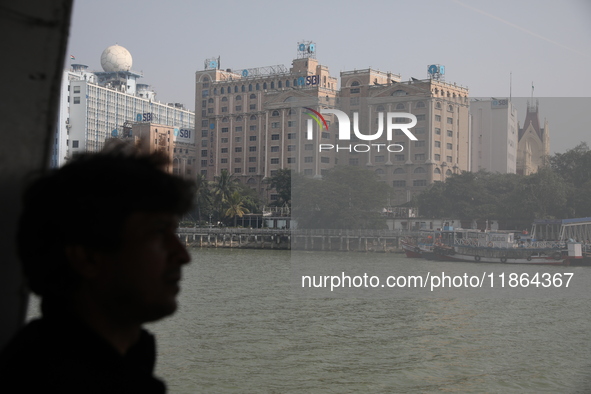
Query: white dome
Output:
[[100, 45, 132, 72]]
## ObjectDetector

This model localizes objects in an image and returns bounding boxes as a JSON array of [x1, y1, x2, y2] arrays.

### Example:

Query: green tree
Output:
[[224, 191, 251, 227], [212, 169, 238, 219], [292, 166, 391, 229], [268, 168, 292, 207]]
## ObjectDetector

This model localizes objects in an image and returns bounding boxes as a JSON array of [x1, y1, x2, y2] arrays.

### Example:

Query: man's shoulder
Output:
[[0, 318, 165, 393]]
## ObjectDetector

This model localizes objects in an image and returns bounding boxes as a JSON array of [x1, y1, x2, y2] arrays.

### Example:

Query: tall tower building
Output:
[[470, 98, 518, 173], [516, 100, 550, 175], [53, 45, 195, 172]]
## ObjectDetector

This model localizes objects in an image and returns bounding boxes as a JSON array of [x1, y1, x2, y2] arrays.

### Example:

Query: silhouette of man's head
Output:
[[17, 146, 194, 323]]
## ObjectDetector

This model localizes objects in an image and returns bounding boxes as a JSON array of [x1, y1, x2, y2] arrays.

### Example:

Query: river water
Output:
[[26, 248, 591, 392]]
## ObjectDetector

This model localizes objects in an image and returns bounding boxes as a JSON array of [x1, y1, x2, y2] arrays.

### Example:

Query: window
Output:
[[415, 154, 425, 160], [235, 126, 243, 132], [447, 117, 453, 124], [249, 136, 257, 141], [393, 168, 405, 174], [447, 143, 453, 150], [288, 133, 296, 139], [271, 134, 280, 140], [375, 155, 385, 163], [416, 114, 426, 121], [393, 181, 406, 187], [72, 140, 79, 148], [221, 148, 228, 153], [395, 154, 405, 161], [304, 169, 313, 175], [435, 115, 441, 122], [201, 160, 208, 166], [221, 107, 228, 113], [434, 168, 441, 174], [396, 103, 405, 110], [236, 95, 242, 101], [447, 156, 453, 162], [249, 125, 257, 131], [201, 170, 207, 176], [234, 168, 241, 173], [249, 146, 256, 152], [272, 110, 280, 117], [270, 194, 278, 201], [349, 158, 359, 165], [435, 128, 441, 135], [234, 158, 242, 163], [288, 121, 296, 127], [270, 170, 277, 177], [305, 156, 313, 163], [221, 158, 228, 163], [271, 146, 279, 152], [414, 167, 426, 174], [435, 141, 441, 148], [435, 154, 441, 161], [413, 180, 427, 187], [235, 147, 242, 152], [435, 101, 442, 109], [73, 86, 80, 93], [271, 122, 280, 128], [201, 90, 209, 97], [248, 167, 256, 173], [222, 127, 229, 133], [201, 150, 207, 157], [350, 97, 359, 105], [416, 101, 425, 108], [73, 97, 80, 104], [222, 117, 229, 122], [207, 108, 214, 113], [202, 140, 208, 147], [305, 144, 313, 150], [249, 157, 256, 162], [235, 137, 242, 143], [415, 140, 425, 147], [321, 132, 330, 139], [202, 130, 208, 137], [271, 158, 279, 164], [221, 138, 228, 143], [249, 104, 256, 110], [249, 115, 257, 121], [448, 105, 454, 112], [287, 145, 296, 151], [235, 106, 242, 111], [222, 97, 228, 102], [446, 169, 453, 176], [287, 157, 296, 164], [447, 130, 453, 137], [321, 157, 330, 164], [248, 84, 253, 92], [413, 128, 425, 134]]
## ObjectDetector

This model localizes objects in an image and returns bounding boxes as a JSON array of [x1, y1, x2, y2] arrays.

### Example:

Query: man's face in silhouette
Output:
[[94, 211, 191, 324]]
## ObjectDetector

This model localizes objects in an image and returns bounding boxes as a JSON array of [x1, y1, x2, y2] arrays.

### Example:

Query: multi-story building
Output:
[[470, 98, 518, 173], [337, 67, 470, 205], [516, 100, 550, 175], [196, 43, 470, 205], [195, 41, 338, 201], [52, 45, 195, 171]]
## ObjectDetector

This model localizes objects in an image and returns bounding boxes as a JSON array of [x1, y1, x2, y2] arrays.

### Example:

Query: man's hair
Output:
[[17, 145, 194, 312]]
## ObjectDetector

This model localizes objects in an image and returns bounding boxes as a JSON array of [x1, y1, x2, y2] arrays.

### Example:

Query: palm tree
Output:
[[212, 169, 238, 218], [193, 174, 211, 223], [225, 191, 250, 227]]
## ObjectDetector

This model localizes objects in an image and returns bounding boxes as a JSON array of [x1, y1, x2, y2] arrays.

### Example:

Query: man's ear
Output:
[[64, 245, 101, 279]]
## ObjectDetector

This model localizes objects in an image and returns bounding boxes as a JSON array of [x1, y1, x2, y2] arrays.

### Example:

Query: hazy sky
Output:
[[66, 0, 590, 153]]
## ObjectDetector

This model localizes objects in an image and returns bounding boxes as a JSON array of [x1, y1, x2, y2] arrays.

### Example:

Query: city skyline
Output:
[[66, 0, 590, 154]]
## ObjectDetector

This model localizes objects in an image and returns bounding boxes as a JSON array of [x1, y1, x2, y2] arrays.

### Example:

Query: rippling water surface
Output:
[[24, 248, 591, 392], [142, 248, 591, 393]]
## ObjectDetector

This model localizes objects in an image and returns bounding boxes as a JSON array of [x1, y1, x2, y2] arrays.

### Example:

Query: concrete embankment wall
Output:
[[177, 229, 404, 252]]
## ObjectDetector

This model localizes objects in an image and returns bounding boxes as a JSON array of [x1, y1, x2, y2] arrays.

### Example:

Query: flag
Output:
[[70, 55, 75, 60]]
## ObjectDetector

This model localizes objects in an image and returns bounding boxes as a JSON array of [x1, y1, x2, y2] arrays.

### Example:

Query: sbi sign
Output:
[[174, 127, 195, 143]]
